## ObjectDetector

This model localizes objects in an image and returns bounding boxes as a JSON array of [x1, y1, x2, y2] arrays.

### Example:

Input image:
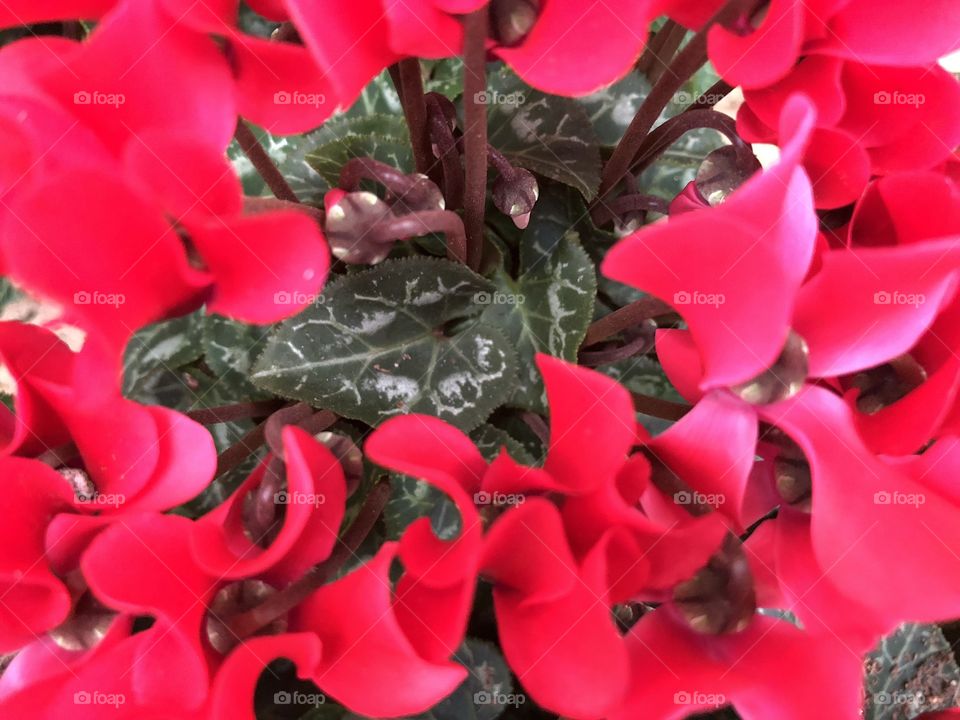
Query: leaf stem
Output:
[[234, 119, 299, 203], [462, 9, 490, 271]]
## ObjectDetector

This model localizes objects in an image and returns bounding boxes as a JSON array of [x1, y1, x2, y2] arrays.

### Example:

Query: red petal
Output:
[[794, 239, 960, 378], [495, 0, 653, 96], [537, 354, 637, 494], [604, 97, 817, 389], [188, 211, 328, 324], [297, 543, 466, 717], [0, 458, 73, 651]]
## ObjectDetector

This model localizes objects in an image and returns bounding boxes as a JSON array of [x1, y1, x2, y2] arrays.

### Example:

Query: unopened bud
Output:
[[492, 168, 539, 229]]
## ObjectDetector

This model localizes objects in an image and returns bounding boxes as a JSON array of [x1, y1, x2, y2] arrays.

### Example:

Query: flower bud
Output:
[[695, 145, 762, 206], [324, 189, 396, 265], [492, 168, 539, 229], [489, 0, 541, 47]]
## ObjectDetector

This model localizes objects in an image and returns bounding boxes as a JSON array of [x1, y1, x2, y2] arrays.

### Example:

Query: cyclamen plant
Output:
[[2, 0, 960, 718]]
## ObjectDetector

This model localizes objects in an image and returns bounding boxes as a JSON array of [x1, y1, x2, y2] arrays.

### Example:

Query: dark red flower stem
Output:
[[579, 329, 655, 366], [426, 94, 465, 208], [395, 59, 435, 178], [635, 19, 683, 75], [583, 296, 673, 347], [215, 416, 272, 477], [633, 393, 690, 421], [372, 210, 468, 264], [187, 399, 286, 425], [684, 78, 734, 112], [338, 157, 427, 198], [234, 119, 299, 203], [627, 109, 751, 178], [462, 8, 489, 271], [591, 193, 671, 227], [243, 196, 324, 223], [227, 479, 392, 640], [594, 0, 760, 211], [647, 22, 688, 84]]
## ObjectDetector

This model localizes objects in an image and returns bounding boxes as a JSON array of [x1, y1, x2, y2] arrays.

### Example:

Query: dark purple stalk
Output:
[[234, 119, 299, 203], [462, 9, 489, 271]]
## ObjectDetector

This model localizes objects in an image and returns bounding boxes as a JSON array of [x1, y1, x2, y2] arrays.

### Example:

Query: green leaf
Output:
[[228, 125, 328, 205], [383, 473, 461, 542], [865, 623, 960, 720], [251, 258, 517, 431], [427, 639, 518, 720], [486, 67, 602, 200], [122, 312, 204, 398], [469, 424, 534, 464], [578, 72, 651, 146], [481, 232, 595, 413], [424, 58, 465, 99], [202, 314, 274, 399], [342, 71, 404, 119], [305, 114, 413, 188], [597, 355, 683, 402]]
